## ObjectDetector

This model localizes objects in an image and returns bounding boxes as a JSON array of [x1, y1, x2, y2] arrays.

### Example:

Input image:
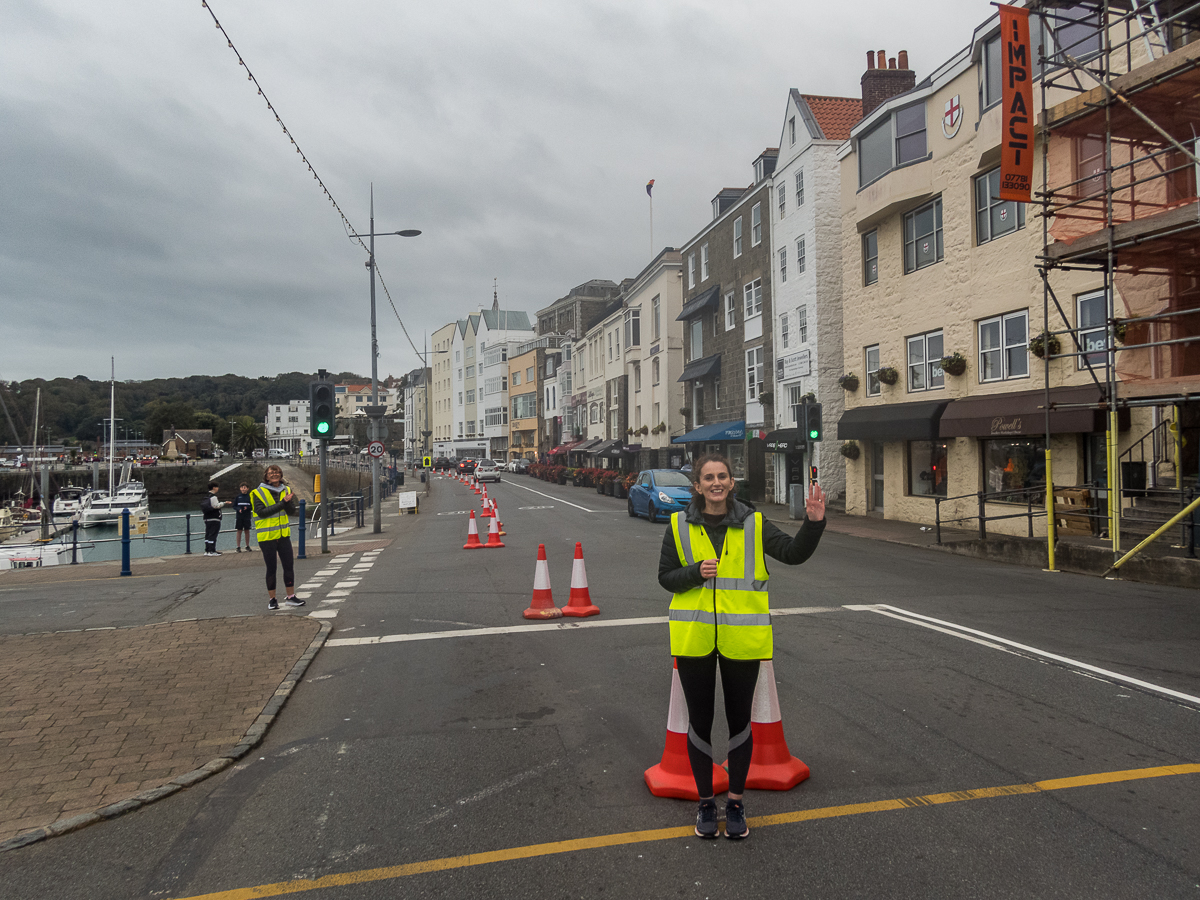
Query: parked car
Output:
[[434, 457, 452, 471], [456, 458, 477, 475], [513, 458, 531, 474], [475, 459, 502, 482], [627, 469, 694, 523]]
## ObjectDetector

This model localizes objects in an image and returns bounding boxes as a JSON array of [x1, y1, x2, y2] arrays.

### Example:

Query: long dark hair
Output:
[[689, 454, 733, 498]]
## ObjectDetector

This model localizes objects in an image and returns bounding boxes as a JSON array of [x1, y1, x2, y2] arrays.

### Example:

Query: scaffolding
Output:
[[1032, 0, 1200, 564]]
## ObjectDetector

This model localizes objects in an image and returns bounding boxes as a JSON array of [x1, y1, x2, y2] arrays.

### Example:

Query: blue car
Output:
[[627, 469, 694, 523]]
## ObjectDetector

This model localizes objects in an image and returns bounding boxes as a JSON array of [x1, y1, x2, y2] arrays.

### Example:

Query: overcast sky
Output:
[[1, 0, 997, 383]]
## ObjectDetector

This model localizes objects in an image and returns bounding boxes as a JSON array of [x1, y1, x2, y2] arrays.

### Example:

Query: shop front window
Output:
[[984, 437, 1046, 502], [908, 440, 948, 497]]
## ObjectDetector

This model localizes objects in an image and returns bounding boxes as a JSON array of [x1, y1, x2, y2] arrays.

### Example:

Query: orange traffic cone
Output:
[[481, 497, 494, 518], [523, 544, 561, 619], [561, 542, 599, 617], [494, 502, 506, 536], [462, 510, 484, 549], [482, 513, 505, 548], [645, 659, 729, 800], [723, 660, 810, 790]]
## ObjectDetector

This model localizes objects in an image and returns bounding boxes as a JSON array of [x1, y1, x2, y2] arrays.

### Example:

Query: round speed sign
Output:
[[367, 440, 385, 459]]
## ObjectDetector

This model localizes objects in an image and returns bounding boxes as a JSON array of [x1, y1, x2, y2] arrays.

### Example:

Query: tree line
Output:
[[0, 371, 377, 450]]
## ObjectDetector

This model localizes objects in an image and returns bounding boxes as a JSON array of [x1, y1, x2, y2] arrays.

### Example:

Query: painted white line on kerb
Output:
[[501, 480, 595, 513], [849, 603, 1200, 707], [324, 606, 838, 648]]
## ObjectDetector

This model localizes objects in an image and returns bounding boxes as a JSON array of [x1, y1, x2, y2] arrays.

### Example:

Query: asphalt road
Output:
[[2, 472, 1199, 899]]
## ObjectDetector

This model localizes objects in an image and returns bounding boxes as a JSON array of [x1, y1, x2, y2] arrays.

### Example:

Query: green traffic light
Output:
[[317, 422, 330, 434], [809, 429, 819, 439]]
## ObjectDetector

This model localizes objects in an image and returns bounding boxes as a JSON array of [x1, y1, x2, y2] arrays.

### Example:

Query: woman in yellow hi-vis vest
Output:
[[658, 454, 825, 839], [251, 465, 304, 611]]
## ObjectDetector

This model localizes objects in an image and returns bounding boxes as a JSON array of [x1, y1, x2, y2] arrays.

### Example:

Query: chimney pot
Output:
[[898, 50, 909, 69], [877, 49, 886, 68], [888, 57, 896, 69], [866, 50, 875, 69]]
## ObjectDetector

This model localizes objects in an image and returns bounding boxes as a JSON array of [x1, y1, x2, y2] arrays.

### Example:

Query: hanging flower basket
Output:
[[839, 441, 860, 460], [758, 390, 774, 405], [939, 352, 968, 376], [877, 366, 900, 386], [1029, 331, 1061, 359], [838, 373, 859, 392]]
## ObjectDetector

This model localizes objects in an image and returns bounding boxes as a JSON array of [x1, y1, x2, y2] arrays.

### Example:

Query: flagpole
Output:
[[646, 179, 655, 259]]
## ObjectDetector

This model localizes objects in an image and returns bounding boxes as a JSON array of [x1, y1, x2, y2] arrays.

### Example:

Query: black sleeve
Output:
[[658, 527, 707, 594], [761, 517, 826, 566]]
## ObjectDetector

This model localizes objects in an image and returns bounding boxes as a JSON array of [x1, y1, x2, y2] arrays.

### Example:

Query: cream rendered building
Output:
[[430, 322, 457, 454], [836, 25, 1146, 535]]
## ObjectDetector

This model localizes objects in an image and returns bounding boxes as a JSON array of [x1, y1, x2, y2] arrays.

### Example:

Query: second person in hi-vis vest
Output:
[[658, 454, 825, 840], [251, 464, 305, 611]]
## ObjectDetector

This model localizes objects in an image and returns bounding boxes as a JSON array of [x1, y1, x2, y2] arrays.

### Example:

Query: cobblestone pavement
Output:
[[0, 616, 321, 844]]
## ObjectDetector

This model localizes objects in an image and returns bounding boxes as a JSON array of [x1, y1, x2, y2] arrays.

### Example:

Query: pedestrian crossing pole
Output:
[[319, 439, 329, 555]]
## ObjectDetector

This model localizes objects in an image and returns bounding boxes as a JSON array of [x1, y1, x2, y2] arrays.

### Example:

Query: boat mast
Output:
[[108, 358, 115, 495], [29, 388, 40, 503]]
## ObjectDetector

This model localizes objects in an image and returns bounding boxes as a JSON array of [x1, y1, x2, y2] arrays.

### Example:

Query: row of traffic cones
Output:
[[462, 510, 505, 549], [524, 543, 598, 619], [644, 658, 809, 800]]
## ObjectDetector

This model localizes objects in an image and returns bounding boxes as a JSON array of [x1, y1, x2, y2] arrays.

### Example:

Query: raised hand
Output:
[[806, 482, 827, 521]]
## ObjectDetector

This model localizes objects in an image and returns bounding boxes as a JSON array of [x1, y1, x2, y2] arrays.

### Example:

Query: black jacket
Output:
[[657, 497, 825, 595]]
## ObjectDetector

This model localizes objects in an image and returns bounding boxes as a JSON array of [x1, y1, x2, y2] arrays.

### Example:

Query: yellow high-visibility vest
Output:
[[669, 511, 771, 660], [251, 486, 291, 542]]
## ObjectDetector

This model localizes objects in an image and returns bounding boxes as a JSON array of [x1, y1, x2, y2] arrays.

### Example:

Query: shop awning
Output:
[[571, 439, 601, 454], [598, 442, 640, 459], [550, 439, 585, 455], [764, 428, 805, 453], [588, 439, 620, 456], [938, 385, 1128, 437], [672, 419, 746, 444], [837, 400, 950, 442], [676, 285, 721, 321], [678, 354, 722, 383]]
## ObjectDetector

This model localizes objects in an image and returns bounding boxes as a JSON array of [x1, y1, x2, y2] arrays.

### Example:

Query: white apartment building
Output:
[[403, 367, 431, 463], [265, 400, 315, 456], [335, 383, 401, 419], [768, 91, 859, 504]]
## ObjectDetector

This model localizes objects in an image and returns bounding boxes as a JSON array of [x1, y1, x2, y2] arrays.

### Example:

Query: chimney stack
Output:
[[861, 49, 916, 119]]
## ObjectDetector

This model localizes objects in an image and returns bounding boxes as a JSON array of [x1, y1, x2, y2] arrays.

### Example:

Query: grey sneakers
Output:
[[724, 799, 748, 839], [695, 799, 719, 839], [283, 596, 306, 608]]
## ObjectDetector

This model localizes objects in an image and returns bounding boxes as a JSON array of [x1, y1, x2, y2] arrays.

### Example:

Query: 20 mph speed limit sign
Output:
[[367, 440, 385, 459]]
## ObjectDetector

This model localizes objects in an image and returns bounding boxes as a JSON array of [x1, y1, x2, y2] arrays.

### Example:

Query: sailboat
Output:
[[80, 361, 149, 526]]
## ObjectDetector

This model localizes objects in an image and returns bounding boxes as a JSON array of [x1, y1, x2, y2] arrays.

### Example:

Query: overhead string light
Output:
[[199, 0, 424, 363]]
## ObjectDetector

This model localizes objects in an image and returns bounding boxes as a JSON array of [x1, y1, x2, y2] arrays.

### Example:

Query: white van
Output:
[[267, 449, 288, 459]]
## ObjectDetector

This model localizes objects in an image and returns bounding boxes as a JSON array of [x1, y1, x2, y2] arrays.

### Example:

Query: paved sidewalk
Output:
[[0, 616, 324, 848]]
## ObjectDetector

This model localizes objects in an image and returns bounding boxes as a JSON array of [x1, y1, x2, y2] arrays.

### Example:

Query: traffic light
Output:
[[310, 380, 335, 440], [805, 401, 823, 442]]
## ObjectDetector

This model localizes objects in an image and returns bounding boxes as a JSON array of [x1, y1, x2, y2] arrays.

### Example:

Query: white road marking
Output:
[[309, 610, 339, 619], [315, 570, 340, 576], [849, 604, 1200, 707], [295, 592, 312, 600], [327, 590, 351, 598], [501, 480, 595, 512], [325, 607, 838, 647], [335, 581, 360, 589]]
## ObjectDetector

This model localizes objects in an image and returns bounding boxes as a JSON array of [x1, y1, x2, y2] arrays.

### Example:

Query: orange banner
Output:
[[999, 4, 1033, 203]]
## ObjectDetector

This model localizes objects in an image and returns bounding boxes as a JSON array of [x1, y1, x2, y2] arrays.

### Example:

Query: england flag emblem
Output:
[[942, 95, 962, 139]]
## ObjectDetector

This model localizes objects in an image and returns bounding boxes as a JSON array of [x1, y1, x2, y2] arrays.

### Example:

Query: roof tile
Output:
[[800, 95, 862, 141]]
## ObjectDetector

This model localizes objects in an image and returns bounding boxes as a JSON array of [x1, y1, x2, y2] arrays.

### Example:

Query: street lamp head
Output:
[[396, 229, 422, 237]]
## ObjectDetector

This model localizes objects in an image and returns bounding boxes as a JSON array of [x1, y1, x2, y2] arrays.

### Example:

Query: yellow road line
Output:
[[172, 763, 1200, 900]]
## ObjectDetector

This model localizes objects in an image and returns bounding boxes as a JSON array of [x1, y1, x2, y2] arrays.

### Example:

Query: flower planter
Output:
[[840, 441, 861, 460], [877, 366, 899, 386], [605, 480, 617, 497], [838, 374, 859, 392], [596, 482, 606, 494], [939, 353, 968, 376], [616, 484, 628, 499], [557, 474, 567, 485]]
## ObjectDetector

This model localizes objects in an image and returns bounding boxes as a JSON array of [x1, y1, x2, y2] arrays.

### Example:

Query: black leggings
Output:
[[259, 537, 294, 593], [676, 653, 760, 797]]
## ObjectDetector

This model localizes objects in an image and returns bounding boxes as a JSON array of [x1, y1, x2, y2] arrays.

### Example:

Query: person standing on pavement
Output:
[[233, 483, 254, 552], [657, 454, 826, 840], [201, 482, 232, 557], [251, 465, 304, 610]]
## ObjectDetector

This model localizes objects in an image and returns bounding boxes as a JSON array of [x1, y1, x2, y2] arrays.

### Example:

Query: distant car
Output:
[[456, 458, 477, 475], [268, 449, 288, 459], [434, 457, 452, 471], [628, 469, 694, 523], [475, 459, 501, 482], [513, 458, 531, 474]]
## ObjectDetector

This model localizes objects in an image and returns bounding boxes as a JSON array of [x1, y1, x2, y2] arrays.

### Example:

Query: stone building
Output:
[[676, 150, 779, 501]]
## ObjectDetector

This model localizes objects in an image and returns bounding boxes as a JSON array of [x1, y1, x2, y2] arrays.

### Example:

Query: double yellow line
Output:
[[176, 763, 1200, 899]]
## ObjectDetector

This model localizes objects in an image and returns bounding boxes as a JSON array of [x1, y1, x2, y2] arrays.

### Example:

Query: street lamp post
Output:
[[349, 185, 420, 534]]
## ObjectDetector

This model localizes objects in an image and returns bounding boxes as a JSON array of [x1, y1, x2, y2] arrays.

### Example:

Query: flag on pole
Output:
[[646, 179, 655, 197]]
